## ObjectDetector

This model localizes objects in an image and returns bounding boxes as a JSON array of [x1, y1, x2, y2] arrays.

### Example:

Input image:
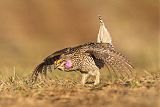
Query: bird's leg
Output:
[[88, 70, 101, 85], [81, 73, 89, 85], [94, 70, 100, 85]]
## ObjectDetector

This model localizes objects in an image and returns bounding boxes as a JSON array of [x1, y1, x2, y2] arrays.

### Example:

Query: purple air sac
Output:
[[65, 60, 72, 69]]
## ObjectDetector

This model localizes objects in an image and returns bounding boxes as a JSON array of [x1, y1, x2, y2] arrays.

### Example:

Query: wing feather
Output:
[[86, 43, 134, 78], [32, 47, 71, 82], [31, 43, 93, 82]]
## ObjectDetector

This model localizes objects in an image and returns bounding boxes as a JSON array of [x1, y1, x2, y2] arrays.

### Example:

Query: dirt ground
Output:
[[0, 1, 159, 107], [0, 71, 159, 107]]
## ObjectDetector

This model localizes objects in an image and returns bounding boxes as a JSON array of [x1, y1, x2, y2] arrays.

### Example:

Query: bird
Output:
[[31, 16, 134, 85]]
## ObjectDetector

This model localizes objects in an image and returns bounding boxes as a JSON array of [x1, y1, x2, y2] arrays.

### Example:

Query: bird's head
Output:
[[54, 59, 72, 70]]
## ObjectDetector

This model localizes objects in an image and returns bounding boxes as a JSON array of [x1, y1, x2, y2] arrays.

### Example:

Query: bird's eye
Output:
[[57, 59, 62, 64]]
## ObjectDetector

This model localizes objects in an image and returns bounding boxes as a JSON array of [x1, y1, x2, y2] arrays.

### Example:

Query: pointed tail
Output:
[[97, 15, 112, 44]]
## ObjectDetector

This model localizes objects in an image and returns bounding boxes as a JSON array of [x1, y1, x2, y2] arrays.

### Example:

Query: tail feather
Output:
[[97, 15, 112, 44]]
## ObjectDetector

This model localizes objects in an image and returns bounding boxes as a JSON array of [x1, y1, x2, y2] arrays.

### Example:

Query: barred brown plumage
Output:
[[32, 43, 134, 85], [31, 16, 134, 85]]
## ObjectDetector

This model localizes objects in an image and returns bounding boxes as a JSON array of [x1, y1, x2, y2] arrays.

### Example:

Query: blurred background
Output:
[[0, 0, 159, 76]]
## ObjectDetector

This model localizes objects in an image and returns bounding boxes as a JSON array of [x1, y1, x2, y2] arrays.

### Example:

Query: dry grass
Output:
[[0, 69, 159, 107], [0, 1, 159, 107]]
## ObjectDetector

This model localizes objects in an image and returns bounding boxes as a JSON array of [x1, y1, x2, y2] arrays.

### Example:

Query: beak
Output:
[[53, 61, 58, 69]]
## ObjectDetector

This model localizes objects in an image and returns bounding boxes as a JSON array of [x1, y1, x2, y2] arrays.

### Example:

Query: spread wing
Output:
[[31, 43, 93, 82], [31, 47, 71, 81], [86, 43, 134, 78]]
